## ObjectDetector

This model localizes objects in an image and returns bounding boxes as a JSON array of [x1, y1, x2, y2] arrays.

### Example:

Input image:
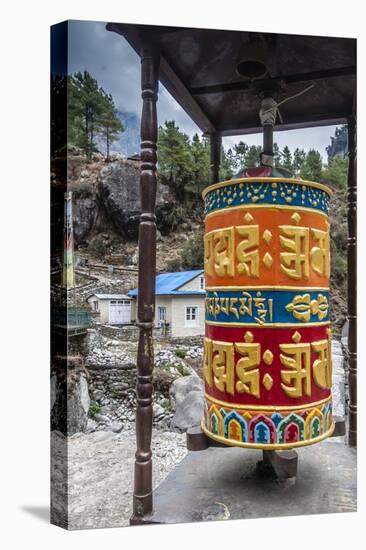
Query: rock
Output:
[[332, 354, 344, 375], [331, 339, 342, 356], [332, 372, 346, 417], [341, 336, 348, 353], [50, 375, 57, 411], [110, 422, 123, 433], [192, 502, 230, 522], [341, 320, 349, 338], [51, 355, 91, 436], [169, 374, 204, 408], [131, 250, 138, 265], [99, 162, 165, 239], [72, 187, 100, 244], [94, 413, 111, 425], [86, 419, 98, 433], [170, 390, 204, 431], [153, 404, 165, 418], [80, 376, 90, 415]]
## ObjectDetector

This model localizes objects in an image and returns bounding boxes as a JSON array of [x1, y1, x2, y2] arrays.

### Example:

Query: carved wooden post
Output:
[[347, 114, 357, 447], [210, 132, 222, 184], [131, 41, 160, 523]]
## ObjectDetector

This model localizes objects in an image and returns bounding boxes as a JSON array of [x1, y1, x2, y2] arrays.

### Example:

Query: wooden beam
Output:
[[131, 41, 160, 523], [347, 113, 357, 447], [190, 66, 356, 96], [217, 114, 349, 137]]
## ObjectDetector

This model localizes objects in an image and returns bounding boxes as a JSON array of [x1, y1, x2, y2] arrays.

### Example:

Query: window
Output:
[[92, 300, 99, 312], [158, 306, 167, 325], [185, 306, 199, 327], [199, 276, 205, 290]]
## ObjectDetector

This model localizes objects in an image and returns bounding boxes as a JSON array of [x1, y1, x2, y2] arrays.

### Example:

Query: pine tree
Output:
[[68, 71, 106, 160], [273, 142, 281, 166], [220, 146, 235, 181], [233, 141, 248, 171], [158, 121, 194, 200], [293, 148, 306, 176], [322, 155, 349, 190], [244, 145, 262, 168], [300, 149, 323, 181], [281, 145, 293, 172], [99, 91, 124, 161], [190, 133, 210, 193]]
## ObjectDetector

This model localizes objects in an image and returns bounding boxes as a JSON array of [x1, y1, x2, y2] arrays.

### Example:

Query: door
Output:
[[109, 300, 131, 325], [157, 306, 167, 326]]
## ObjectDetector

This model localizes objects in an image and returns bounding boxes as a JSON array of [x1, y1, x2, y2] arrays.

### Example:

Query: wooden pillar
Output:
[[210, 132, 222, 184], [347, 114, 357, 447], [131, 41, 160, 523]]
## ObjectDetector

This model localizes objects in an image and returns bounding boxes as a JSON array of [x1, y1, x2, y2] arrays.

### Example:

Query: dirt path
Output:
[[52, 429, 187, 530]]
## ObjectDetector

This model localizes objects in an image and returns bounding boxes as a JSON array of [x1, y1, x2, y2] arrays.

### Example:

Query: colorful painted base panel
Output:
[[201, 177, 334, 449]]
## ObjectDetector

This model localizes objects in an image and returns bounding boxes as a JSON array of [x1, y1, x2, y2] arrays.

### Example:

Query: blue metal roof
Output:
[[128, 269, 204, 297]]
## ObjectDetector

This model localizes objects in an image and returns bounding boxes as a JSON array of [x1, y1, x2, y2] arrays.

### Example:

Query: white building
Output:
[[87, 294, 132, 325], [128, 270, 205, 337]]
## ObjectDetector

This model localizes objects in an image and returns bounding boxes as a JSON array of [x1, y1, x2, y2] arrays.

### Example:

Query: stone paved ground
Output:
[[64, 429, 187, 530]]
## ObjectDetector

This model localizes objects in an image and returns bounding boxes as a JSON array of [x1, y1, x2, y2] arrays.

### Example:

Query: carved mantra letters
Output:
[[204, 223, 330, 280], [204, 329, 332, 400]]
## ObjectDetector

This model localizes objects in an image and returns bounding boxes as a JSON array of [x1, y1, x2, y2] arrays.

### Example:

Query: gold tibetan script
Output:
[[204, 225, 260, 279], [310, 228, 330, 277], [203, 337, 213, 387], [204, 329, 333, 399], [234, 331, 261, 398], [205, 291, 273, 324], [312, 329, 332, 389], [204, 227, 235, 278], [212, 340, 235, 395], [236, 225, 259, 277], [280, 331, 311, 398], [280, 225, 310, 280]]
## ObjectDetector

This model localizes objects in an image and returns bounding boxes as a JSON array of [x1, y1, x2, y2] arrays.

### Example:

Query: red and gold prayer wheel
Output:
[[201, 177, 334, 449]]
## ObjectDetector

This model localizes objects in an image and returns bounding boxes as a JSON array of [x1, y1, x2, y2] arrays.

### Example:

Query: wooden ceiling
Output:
[[106, 23, 356, 135]]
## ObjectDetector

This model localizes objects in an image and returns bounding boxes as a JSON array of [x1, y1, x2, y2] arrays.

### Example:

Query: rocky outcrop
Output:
[[98, 160, 166, 239], [51, 354, 90, 436], [72, 187, 101, 244]]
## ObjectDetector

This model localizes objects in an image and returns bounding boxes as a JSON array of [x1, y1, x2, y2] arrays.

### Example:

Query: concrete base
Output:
[[138, 437, 356, 525]]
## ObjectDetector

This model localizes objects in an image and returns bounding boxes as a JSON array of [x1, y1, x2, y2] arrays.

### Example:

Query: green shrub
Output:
[[89, 402, 101, 418], [175, 348, 187, 359]]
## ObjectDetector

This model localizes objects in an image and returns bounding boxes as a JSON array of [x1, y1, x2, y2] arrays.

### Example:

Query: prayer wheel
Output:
[[201, 177, 334, 449]]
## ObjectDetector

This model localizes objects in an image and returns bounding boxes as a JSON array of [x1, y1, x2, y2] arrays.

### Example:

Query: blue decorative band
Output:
[[205, 289, 330, 325], [204, 180, 330, 216]]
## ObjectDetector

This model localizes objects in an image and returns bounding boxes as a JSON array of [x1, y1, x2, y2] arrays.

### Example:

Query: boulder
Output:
[[51, 355, 91, 436], [169, 374, 203, 408], [98, 162, 165, 239], [94, 413, 111, 425], [72, 187, 100, 244], [110, 422, 123, 433], [170, 390, 204, 431], [170, 375, 204, 431], [86, 419, 98, 433]]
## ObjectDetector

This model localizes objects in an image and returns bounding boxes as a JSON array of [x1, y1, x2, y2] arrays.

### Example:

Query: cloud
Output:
[[68, 20, 339, 160]]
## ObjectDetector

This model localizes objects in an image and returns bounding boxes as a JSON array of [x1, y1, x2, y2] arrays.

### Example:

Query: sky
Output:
[[68, 20, 340, 161]]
